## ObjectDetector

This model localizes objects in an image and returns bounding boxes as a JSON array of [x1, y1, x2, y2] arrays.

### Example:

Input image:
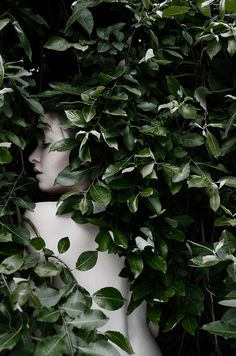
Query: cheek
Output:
[[48, 152, 70, 175]]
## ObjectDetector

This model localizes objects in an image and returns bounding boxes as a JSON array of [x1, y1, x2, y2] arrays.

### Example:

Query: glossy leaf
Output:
[[76, 251, 98, 271], [93, 287, 125, 311], [57, 236, 70, 254], [105, 331, 134, 354]]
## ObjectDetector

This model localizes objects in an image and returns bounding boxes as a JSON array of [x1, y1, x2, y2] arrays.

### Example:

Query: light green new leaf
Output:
[[93, 287, 125, 310], [90, 183, 111, 207], [34, 335, 66, 356], [105, 331, 134, 354], [162, 6, 190, 17], [76, 250, 98, 271], [0, 18, 10, 31]]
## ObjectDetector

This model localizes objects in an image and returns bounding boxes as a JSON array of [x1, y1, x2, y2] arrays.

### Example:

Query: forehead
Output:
[[38, 114, 69, 138]]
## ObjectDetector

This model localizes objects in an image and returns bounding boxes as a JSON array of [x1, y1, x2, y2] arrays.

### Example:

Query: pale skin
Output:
[[25, 113, 162, 356]]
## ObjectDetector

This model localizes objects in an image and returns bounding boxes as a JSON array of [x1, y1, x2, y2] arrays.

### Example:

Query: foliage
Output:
[[1, 0, 236, 354]]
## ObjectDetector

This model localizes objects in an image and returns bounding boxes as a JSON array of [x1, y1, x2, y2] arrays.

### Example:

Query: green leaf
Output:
[[30, 237, 46, 250], [67, 309, 108, 330], [57, 237, 70, 254], [162, 6, 190, 17], [202, 320, 236, 339], [50, 138, 76, 152], [0, 255, 24, 274], [206, 131, 221, 158], [227, 38, 236, 56], [13, 21, 32, 61], [194, 86, 211, 111], [182, 316, 198, 335], [0, 55, 4, 87], [76, 251, 98, 271], [0, 329, 21, 352], [127, 252, 144, 278], [60, 289, 88, 317], [76, 8, 94, 35], [93, 287, 125, 311], [0, 18, 10, 31], [206, 39, 222, 60], [162, 227, 185, 242], [44, 36, 71, 51], [34, 307, 60, 323], [0, 148, 12, 164], [209, 188, 220, 212], [179, 104, 197, 120], [12, 196, 35, 211], [55, 166, 91, 186], [146, 254, 167, 273], [34, 262, 62, 277], [225, 0, 236, 12], [90, 183, 112, 207], [172, 162, 190, 183], [113, 229, 129, 248], [166, 75, 180, 97], [34, 335, 66, 356], [36, 286, 62, 308], [105, 330, 134, 354], [182, 133, 204, 147], [127, 194, 139, 213], [195, 0, 211, 16], [77, 339, 120, 356]]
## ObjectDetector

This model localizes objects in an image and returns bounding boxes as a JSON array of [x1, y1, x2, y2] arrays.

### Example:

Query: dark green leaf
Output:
[[57, 237, 70, 254], [105, 330, 134, 354], [93, 287, 125, 311], [76, 251, 98, 271]]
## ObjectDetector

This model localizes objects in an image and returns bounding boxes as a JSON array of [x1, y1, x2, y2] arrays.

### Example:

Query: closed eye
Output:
[[41, 142, 51, 148]]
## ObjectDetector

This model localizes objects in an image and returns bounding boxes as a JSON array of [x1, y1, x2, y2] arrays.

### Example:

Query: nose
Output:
[[28, 147, 40, 164]]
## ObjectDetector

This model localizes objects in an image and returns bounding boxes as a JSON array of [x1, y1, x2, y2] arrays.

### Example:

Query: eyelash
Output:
[[41, 142, 50, 148]]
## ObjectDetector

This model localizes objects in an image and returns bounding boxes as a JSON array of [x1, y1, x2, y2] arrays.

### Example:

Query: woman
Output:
[[25, 106, 162, 356]]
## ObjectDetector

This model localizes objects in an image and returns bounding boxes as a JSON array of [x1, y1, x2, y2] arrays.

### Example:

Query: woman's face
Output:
[[29, 113, 72, 193]]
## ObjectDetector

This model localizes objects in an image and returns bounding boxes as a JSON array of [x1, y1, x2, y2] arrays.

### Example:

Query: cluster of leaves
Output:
[[1, 0, 236, 354]]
